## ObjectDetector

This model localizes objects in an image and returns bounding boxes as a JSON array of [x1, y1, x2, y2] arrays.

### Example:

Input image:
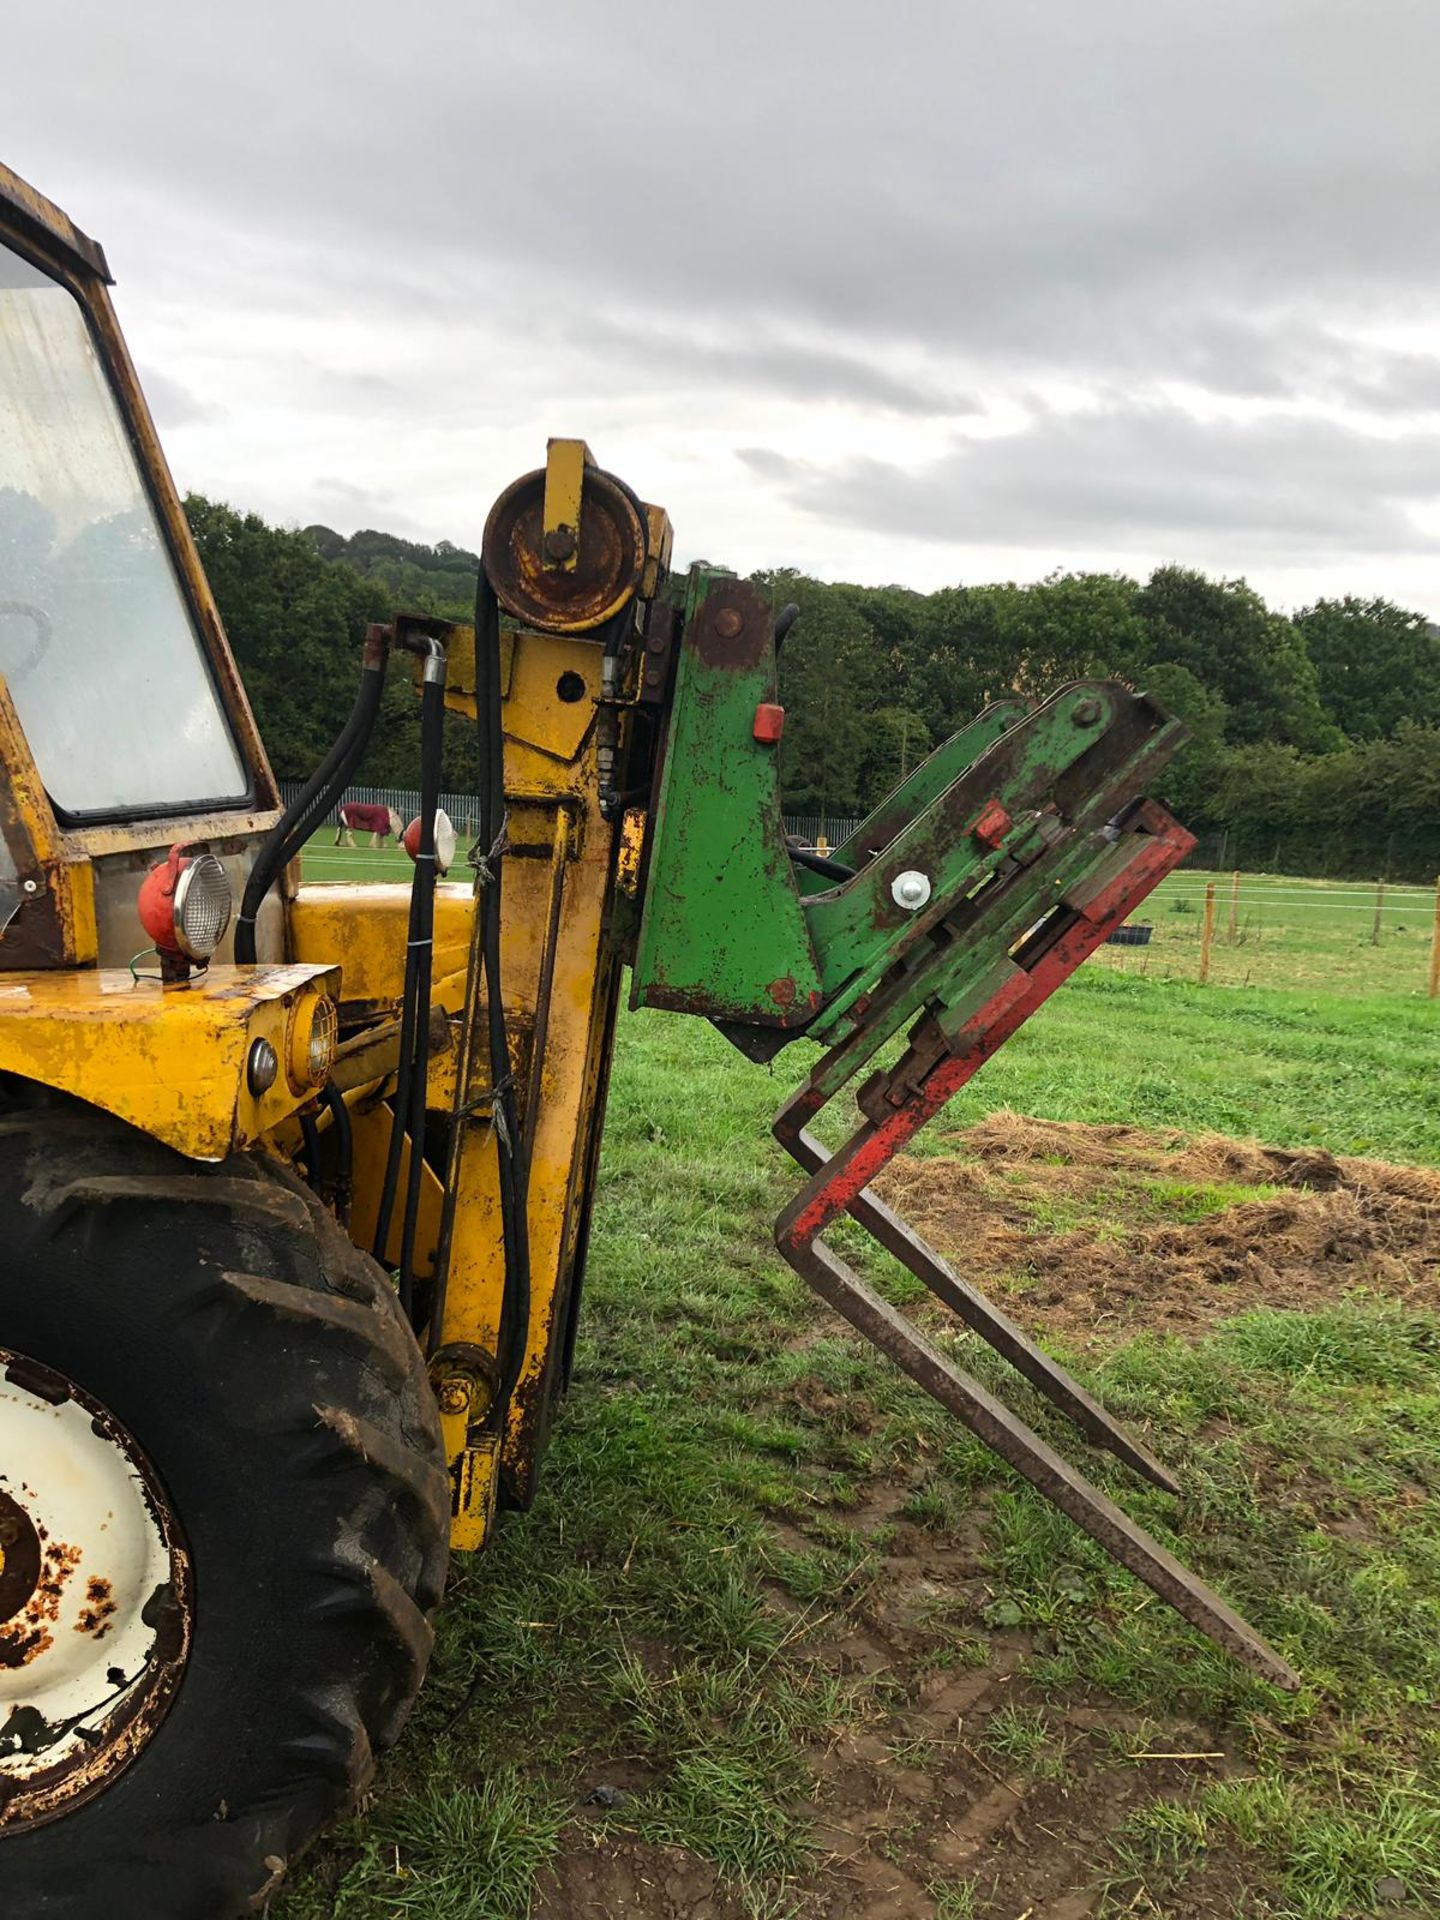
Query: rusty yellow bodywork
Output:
[[0, 965, 341, 1159], [0, 161, 672, 1554]]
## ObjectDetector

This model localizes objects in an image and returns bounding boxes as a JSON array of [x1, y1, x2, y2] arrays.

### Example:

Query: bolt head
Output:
[[714, 607, 744, 639], [542, 526, 577, 563], [1072, 698, 1102, 727], [891, 869, 932, 912]]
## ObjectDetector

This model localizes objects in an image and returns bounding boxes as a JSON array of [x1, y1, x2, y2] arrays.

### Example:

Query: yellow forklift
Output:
[[0, 164, 1297, 1917]]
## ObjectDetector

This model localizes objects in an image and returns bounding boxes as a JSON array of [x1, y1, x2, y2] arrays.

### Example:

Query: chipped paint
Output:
[[0, 1350, 191, 1831]]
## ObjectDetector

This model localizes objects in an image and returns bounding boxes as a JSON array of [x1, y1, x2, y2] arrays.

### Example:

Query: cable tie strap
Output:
[[467, 814, 512, 887], [406, 937, 434, 951]]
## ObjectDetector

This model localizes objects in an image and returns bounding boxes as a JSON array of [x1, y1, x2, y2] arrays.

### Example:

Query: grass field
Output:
[[278, 848, 1440, 1919], [1097, 869, 1437, 999]]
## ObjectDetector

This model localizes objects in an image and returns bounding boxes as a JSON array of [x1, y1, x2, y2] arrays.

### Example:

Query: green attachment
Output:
[[630, 569, 823, 1025], [630, 577, 1187, 1050]]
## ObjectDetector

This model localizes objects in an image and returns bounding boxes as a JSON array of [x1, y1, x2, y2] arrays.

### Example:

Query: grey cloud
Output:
[[8, 0, 1440, 590], [18, 1, 1440, 383], [136, 366, 218, 428], [740, 405, 1440, 557], [562, 317, 983, 416]]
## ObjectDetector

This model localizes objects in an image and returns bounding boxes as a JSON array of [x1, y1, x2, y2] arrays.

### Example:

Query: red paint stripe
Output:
[[780, 819, 1192, 1250]]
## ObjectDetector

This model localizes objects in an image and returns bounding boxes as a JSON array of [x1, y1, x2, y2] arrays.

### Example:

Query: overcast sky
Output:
[[6, 1, 1439, 612]]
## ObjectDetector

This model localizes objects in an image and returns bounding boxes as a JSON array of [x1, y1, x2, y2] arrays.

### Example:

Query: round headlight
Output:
[[247, 1038, 279, 1095], [172, 854, 232, 962], [289, 993, 339, 1090]]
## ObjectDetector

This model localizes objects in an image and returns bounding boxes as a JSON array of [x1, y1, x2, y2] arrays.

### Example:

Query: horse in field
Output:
[[335, 802, 405, 848]]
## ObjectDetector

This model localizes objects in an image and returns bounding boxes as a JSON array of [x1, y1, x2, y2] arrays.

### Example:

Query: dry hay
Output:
[[874, 1109, 1440, 1345]]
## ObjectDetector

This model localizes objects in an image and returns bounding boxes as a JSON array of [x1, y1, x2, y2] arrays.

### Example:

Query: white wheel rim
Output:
[[0, 1349, 191, 1831]]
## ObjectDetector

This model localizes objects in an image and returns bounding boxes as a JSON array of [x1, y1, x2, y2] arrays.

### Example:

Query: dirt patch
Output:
[[536, 1837, 746, 1919], [875, 1110, 1440, 1345]]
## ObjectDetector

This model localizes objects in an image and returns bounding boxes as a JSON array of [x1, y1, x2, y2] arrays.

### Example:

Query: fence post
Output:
[[1227, 869, 1240, 945], [1371, 879, 1386, 947], [1199, 881, 1216, 985], [1429, 875, 1440, 1001]]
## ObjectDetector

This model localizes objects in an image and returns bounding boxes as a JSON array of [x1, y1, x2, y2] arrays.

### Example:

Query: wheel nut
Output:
[[891, 870, 932, 912]]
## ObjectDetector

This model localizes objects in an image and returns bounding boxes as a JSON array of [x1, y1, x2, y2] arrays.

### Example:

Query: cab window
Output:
[[0, 238, 248, 817]]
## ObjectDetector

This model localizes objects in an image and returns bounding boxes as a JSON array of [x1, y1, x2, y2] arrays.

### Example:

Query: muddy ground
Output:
[[532, 1117, 1439, 1920]]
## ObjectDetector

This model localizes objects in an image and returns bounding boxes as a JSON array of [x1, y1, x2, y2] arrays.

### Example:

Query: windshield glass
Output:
[[0, 238, 247, 816]]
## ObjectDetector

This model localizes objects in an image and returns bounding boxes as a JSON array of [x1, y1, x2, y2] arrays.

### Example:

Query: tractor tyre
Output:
[[0, 1090, 450, 1918]]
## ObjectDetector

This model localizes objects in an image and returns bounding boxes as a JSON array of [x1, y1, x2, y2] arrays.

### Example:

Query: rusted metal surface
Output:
[[0, 1349, 193, 1832], [0, 162, 111, 281], [775, 1120, 1182, 1496], [483, 463, 646, 634], [770, 810, 1301, 1691]]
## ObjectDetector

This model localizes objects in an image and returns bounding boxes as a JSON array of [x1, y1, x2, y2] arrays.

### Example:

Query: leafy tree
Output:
[[187, 496, 476, 788], [755, 568, 887, 821], [1293, 597, 1440, 741], [181, 494, 1438, 881], [1136, 566, 1338, 751], [860, 705, 932, 808], [1139, 661, 1230, 822]]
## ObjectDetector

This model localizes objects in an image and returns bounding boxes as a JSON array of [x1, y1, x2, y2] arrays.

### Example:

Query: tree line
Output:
[[185, 496, 1440, 882]]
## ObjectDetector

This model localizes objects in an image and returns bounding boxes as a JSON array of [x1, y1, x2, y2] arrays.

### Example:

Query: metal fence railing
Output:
[[283, 783, 860, 851]]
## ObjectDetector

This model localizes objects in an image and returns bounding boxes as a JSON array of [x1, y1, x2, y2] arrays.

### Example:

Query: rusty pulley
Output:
[[482, 444, 647, 634]]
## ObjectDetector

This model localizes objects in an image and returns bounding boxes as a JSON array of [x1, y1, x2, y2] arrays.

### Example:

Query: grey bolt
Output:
[[891, 869, 932, 911]]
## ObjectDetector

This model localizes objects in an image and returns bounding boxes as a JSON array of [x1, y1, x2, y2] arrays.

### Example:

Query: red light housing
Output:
[[402, 808, 457, 877], [137, 846, 232, 977], [137, 847, 187, 955]]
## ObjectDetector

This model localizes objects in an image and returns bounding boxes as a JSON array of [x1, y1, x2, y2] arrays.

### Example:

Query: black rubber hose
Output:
[[475, 576, 533, 1402], [788, 844, 856, 882], [319, 1081, 353, 1225], [397, 667, 447, 1312], [773, 602, 800, 652], [427, 574, 532, 1387], [236, 642, 387, 963], [372, 648, 446, 1301], [370, 916, 419, 1271]]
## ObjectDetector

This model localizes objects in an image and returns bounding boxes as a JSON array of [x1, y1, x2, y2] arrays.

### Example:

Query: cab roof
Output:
[[0, 161, 111, 284]]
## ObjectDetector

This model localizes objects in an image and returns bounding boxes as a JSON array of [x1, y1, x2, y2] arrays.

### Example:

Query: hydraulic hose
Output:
[[398, 660, 447, 1308], [427, 573, 532, 1401], [789, 844, 856, 883], [319, 1080, 353, 1224], [235, 630, 389, 964], [372, 643, 447, 1317], [474, 575, 533, 1402]]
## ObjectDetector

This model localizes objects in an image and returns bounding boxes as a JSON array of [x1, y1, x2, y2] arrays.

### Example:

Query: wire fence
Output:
[[289, 786, 1438, 999], [1097, 868, 1440, 999]]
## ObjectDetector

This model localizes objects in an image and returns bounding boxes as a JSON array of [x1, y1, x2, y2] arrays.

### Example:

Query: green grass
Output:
[[279, 854, 1440, 1919]]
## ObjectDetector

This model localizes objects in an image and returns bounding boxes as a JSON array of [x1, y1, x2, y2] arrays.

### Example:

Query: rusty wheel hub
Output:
[[0, 1350, 191, 1832]]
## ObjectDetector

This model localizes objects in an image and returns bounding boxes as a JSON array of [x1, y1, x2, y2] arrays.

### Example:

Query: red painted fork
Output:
[[770, 806, 1301, 1690]]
